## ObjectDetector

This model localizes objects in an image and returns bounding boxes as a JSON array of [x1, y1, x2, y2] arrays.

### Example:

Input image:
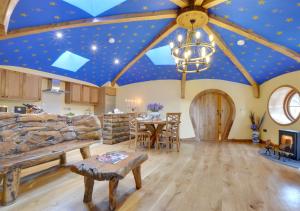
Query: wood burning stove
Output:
[[279, 130, 300, 160]]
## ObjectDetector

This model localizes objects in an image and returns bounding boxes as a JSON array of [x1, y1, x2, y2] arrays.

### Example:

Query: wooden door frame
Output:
[[189, 89, 236, 141]]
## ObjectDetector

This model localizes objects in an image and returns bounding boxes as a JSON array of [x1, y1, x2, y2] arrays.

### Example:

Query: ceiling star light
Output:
[[55, 32, 63, 39], [109, 37, 115, 44], [114, 58, 120, 64], [91, 44, 97, 51], [237, 39, 245, 46], [170, 20, 215, 73]]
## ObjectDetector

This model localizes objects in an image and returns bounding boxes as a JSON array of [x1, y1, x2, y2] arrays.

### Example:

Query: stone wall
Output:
[[0, 113, 101, 157]]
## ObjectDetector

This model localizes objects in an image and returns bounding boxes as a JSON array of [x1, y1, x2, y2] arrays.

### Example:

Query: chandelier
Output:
[[169, 19, 216, 73]]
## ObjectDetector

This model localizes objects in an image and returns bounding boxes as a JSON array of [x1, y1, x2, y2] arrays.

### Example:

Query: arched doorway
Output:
[[189, 89, 236, 141]]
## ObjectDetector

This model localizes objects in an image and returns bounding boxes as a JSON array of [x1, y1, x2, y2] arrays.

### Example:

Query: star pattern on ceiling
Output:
[[0, 0, 299, 87]]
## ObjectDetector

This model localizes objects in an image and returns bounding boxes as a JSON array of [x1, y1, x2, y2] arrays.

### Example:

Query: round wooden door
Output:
[[189, 90, 235, 141]]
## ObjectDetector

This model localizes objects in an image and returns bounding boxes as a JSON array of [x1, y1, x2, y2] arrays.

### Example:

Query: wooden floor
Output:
[[1, 140, 300, 211]]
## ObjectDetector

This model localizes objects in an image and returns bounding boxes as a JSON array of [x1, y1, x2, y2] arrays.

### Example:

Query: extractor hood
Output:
[[43, 79, 64, 94]]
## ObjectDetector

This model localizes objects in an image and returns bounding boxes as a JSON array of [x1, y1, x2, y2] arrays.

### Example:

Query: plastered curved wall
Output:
[[116, 79, 259, 139], [259, 71, 300, 144]]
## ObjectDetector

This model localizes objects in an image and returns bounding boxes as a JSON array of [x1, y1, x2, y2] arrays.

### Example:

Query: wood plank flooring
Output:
[[1, 140, 300, 211]]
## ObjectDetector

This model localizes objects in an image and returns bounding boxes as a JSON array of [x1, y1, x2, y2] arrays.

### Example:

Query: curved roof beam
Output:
[[202, 0, 227, 9], [0, 10, 177, 40], [0, 0, 19, 35], [208, 15, 300, 63], [111, 21, 178, 86], [203, 25, 260, 98]]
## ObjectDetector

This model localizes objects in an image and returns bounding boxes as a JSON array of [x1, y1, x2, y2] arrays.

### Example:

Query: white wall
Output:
[[116, 79, 258, 139], [0, 78, 94, 115], [259, 71, 300, 144]]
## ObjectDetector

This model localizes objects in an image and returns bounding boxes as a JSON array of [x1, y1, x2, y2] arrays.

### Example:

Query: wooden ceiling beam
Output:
[[208, 15, 300, 62], [202, 0, 227, 9], [170, 0, 189, 8], [111, 21, 178, 86], [195, 0, 205, 6], [0, 0, 19, 35], [0, 10, 177, 40], [203, 25, 260, 98]]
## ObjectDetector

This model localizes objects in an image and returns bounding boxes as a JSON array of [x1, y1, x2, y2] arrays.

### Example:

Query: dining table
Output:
[[137, 119, 166, 148]]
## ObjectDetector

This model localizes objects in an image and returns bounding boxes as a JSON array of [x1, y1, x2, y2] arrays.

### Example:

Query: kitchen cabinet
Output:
[[82, 85, 90, 103], [0, 69, 4, 97], [94, 86, 116, 115], [65, 82, 99, 104], [4, 70, 23, 99], [90, 87, 99, 104], [22, 74, 42, 101], [0, 69, 42, 101]]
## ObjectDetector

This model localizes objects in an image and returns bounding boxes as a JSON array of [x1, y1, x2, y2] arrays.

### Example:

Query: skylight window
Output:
[[63, 0, 126, 17], [146, 45, 175, 65], [51, 51, 90, 72]]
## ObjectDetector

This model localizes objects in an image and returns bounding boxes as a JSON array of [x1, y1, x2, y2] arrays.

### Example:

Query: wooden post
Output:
[[80, 147, 91, 159], [109, 178, 119, 211], [132, 166, 142, 189], [83, 176, 94, 203], [60, 153, 67, 165], [2, 168, 21, 205]]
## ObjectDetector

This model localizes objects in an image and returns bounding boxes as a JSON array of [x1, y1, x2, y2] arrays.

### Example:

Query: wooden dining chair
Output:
[[128, 117, 151, 151], [156, 113, 181, 152]]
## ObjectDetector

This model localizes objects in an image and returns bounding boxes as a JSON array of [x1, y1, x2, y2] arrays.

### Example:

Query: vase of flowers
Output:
[[147, 103, 164, 120], [249, 112, 265, 144]]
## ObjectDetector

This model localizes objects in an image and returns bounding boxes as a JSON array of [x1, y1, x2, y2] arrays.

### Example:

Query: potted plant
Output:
[[249, 112, 265, 143], [147, 103, 164, 120]]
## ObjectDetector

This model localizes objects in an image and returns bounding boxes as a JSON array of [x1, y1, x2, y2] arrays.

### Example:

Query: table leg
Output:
[[145, 124, 156, 147], [83, 176, 94, 203], [80, 147, 91, 159], [109, 177, 119, 211], [132, 165, 142, 189]]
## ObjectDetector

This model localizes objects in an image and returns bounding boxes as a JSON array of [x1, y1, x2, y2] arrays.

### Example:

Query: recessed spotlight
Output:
[[114, 59, 119, 64], [91, 44, 97, 51], [237, 39, 245, 46], [109, 37, 115, 44], [55, 32, 63, 39]]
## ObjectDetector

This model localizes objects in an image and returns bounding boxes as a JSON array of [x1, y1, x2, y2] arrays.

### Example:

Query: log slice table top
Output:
[[70, 152, 148, 181]]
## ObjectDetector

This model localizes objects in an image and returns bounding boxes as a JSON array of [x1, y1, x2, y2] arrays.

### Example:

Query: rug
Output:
[[258, 148, 300, 169]]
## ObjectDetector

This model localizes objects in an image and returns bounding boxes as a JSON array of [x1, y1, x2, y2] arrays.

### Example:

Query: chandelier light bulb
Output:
[[209, 35, 214, 42], [175, 59, 179, 64], [175, 48, 179, 55], [206, 56, 210, 63], [177, 34, 183, 42], [201, 47, 206, 57], [196, 62, 200, 68], [212, 41, 216, 47], [195, 31, 201, 39], [169, 42, 174, 49], [184, 51, 189, 59], [187, 50, 192, 56]]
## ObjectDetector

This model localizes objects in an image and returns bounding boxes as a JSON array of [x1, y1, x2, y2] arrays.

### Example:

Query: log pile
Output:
[[102, 114, 130, 144]]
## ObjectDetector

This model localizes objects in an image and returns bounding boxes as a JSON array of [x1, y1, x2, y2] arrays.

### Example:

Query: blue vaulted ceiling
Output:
[[0, 0, 299, 86]]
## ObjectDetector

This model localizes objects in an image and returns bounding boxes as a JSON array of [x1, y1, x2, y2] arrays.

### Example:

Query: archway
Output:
[[189, 89, 236, 141]]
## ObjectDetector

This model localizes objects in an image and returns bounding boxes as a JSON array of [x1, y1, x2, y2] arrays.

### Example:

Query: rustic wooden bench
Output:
[[0, 139, 97, 206], [70, 152, 148, 210]]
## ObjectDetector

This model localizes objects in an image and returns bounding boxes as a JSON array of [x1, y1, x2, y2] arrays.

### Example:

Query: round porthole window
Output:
[[268, 86, 300, 125]]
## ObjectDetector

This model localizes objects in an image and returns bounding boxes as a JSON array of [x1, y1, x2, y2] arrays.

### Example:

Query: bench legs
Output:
[[80, 147, 91, 159], [60, 153, 67, 165], [109, 178, 119, 211], [2, 168, 21, 206], [83, 176, 94, 203], [132, 166, 142, 189]]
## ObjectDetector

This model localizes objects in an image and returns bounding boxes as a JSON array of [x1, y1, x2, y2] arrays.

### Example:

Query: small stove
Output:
[[279, 130, 300, 160]]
